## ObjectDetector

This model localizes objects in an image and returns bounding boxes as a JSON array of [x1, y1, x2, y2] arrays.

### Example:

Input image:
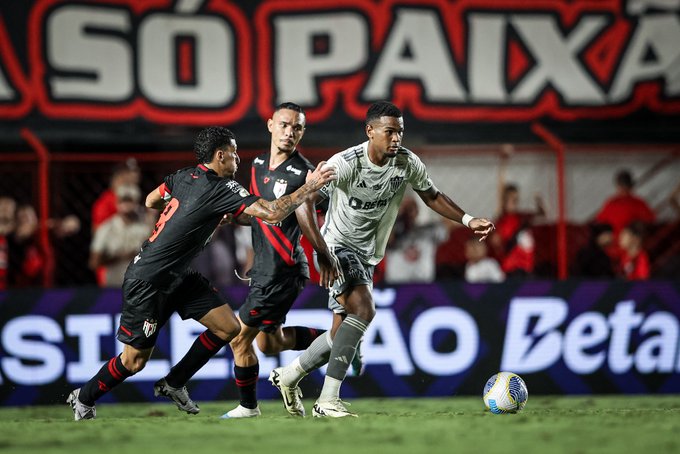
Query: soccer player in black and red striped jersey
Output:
[[67, 126, 336, 420], [222, 103, 342, 418]]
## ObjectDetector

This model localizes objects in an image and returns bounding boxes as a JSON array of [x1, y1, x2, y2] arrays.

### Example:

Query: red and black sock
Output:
[[78, 354, 133, 406], [165, 330, 227, 388], [234, 364, 259, 409], [292, 326, 326, 350]]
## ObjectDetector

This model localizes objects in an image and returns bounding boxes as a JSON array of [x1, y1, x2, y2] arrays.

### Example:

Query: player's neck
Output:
[[367, 145, 389, 167], [269, 147, 294, 168]]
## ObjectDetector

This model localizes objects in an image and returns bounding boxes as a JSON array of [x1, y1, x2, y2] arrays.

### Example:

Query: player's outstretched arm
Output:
[[244, 161, 336, 225], [145, 185, 168, 210], [416, 186, 495, 241], [295, 194, 341, 289]]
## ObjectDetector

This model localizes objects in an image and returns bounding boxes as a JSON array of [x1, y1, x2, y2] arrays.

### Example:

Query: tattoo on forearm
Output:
[[263, 181, 317, 220]]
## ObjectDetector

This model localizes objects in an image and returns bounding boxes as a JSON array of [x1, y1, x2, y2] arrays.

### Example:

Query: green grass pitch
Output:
[[1, 396, 679, 454]]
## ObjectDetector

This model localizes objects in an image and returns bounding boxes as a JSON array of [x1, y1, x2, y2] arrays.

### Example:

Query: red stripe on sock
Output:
[[235, 377, 258, 387], [199, 332, 220, 351], [108, 358, 123, 381]]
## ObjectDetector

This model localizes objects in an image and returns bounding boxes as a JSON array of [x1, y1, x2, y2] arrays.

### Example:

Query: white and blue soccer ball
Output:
[[483, 371, 528, 414]]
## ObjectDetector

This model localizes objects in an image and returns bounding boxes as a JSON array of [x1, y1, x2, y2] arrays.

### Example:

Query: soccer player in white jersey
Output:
[[269, 101, 495, 418]]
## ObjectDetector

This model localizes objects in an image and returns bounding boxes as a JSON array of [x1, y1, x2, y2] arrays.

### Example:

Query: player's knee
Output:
[[215, 323, 241, 343], [258, 340, 283, 355], [346, 302, 375, 322], [229, 332, 248, 354], [357, 306, 376, 322], [121, 355, 148, 374]]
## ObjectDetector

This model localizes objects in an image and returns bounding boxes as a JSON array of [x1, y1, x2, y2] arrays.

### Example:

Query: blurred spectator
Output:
[[573, 223, 615, 278], [667, 181, 680, 217], [91, 158, 141, 231], [47, 215, 81, 239], [490, 145, 545, 277], [618, 221, 650, 280], [464, 238, 504, 283], [4, 204, 49, 288], [385, 195, 448, 284], [595, 169, 655, 239], [91, 158, 141, 285], [0, 196, 17, 289], [89, 185, 151, 287]]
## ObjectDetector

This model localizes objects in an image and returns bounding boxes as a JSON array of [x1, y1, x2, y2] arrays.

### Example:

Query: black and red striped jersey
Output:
[[126, 164, 259, 286], [248, 150, 314, 279]]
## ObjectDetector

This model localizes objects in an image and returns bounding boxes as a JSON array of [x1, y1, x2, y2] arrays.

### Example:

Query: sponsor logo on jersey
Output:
[[225, 180, 243, 194], [349, 196, 390, 210], [273, 179, 288, 198], [239, 188, 249, 198], [286, 165, 302, 176], [143, 319, 157, 338], [253, 157, 265, 165]]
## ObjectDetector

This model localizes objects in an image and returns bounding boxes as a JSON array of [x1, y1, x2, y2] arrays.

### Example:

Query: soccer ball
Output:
[[483, 372, 528, 414]]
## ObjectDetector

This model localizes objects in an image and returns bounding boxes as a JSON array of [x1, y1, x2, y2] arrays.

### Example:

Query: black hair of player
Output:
[[366, 101, 402, 125], [275, 102, 305, 115], [194, 127, 236, 164]]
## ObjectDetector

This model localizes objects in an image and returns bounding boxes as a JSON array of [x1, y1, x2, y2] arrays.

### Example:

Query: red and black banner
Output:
[[1, 0, 679, 145]]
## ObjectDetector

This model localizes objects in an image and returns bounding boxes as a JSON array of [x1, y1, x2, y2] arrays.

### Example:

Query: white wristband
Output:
[[461, 214, 474, 228]]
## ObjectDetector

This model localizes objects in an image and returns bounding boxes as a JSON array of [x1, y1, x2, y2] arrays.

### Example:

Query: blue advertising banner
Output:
[[1, 280, 679, 406]]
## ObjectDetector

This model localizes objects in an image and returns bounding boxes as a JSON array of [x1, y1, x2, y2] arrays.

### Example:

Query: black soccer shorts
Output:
[[117, 270, 228, 349], [238, 274, 306, 333]]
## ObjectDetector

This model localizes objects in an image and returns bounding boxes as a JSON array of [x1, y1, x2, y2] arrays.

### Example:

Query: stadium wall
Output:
[[1, 280, 679, 406]]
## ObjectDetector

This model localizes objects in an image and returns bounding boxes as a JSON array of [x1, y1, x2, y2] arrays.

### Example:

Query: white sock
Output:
[[280, 357, 306, 387], [318, 376, 342, 401]]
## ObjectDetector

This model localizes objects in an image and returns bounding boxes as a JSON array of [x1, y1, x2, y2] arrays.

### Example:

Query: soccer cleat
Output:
[[219, 405, 261, 419], [268, 367, 305, 417], [67, 388, 96, 421], [312, 398, 357, 418], [153, 378, 200, 414], [350, 339, 365, 376]]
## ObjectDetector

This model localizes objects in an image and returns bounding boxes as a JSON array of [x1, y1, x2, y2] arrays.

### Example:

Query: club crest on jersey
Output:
[[143, 319, 158, 338], [263, 176, 270, 184], [273, 179, 288, 198], [389, 176, 404, 191]]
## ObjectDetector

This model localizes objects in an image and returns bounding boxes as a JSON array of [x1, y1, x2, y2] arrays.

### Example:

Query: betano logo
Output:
[[501, 298, 680, 374], [0, 0, 678, 124]]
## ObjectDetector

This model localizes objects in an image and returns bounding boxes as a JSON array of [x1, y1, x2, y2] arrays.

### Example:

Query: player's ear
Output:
[[366, 123, 373, 139], [267, 118, 274, 133]]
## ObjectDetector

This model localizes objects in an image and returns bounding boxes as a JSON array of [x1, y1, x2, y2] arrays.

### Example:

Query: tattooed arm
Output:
[[243, 161, 335, 225]]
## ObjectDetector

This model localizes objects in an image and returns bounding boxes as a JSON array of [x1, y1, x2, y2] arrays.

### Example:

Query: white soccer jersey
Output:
[[319, 141, 433, 265]]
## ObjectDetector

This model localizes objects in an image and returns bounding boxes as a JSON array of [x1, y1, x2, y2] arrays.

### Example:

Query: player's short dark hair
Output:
[[275, 102, 305, 115], [366, 101, 402, 124], [194, 127, 236, 164], [615, 169, 634, 189]]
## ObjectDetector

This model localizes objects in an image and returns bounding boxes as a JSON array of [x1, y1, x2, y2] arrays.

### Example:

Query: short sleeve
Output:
[[318, 153, 349, 200], [214, 179, 260, 216], [407, 153, 433, 192]]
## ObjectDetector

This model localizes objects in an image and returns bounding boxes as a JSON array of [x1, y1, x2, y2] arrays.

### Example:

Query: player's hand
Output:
[[469, 218, 495, 242], [316, 249, 343, 289], [306, 161, 336, 191]]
